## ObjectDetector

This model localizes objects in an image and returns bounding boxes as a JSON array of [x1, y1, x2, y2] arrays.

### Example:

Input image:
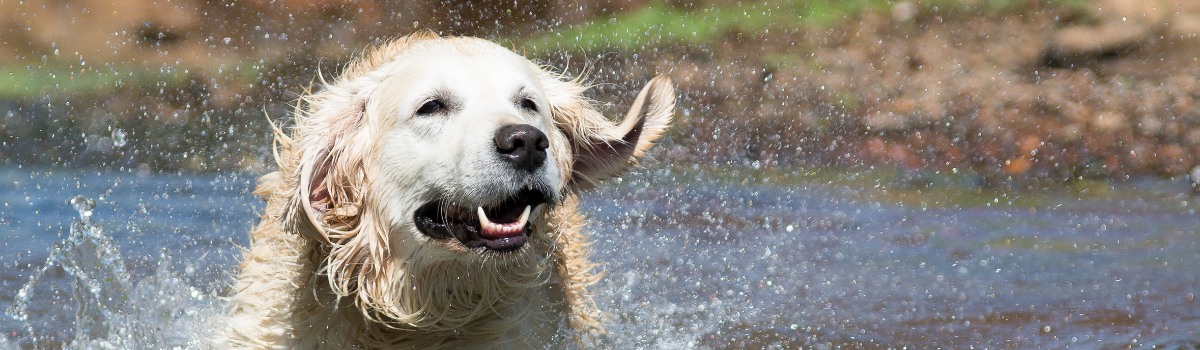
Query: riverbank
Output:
[[4, 1, 1200, 184]]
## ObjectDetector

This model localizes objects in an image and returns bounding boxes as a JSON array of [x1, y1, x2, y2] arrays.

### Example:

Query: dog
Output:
[[215, 31, 674, 349]]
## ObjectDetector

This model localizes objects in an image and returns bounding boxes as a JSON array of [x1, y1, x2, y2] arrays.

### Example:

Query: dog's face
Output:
[[369, 41, 565, 253], [285, 34, 673, 322]]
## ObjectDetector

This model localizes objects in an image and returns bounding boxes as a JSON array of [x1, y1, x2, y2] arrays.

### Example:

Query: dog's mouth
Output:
[[413, 189, 549, 252]]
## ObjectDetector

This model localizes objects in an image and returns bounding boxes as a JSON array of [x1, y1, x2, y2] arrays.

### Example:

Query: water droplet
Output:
[[71, 195, 95, 219], [112, 129, 128, 147]]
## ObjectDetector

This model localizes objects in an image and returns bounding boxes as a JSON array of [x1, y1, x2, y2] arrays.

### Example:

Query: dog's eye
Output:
[[519, 98, 538, 113], [416, 100, 444, 115]]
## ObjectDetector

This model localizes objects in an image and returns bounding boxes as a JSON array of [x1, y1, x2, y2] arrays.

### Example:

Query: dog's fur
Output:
[[215, 32, 674, 349]]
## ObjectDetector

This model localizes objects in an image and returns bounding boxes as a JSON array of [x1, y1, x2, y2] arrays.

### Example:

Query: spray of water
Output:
[[6, 195, 216, 349]]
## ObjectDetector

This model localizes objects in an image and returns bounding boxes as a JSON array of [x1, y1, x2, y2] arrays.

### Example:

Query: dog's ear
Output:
[[285, 87, 399, 308], [287, 97, 373, 246], [282, 32, 448, 309], [548, 74, 675, 190]]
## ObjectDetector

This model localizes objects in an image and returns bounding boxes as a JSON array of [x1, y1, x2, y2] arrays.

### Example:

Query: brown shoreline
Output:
[[4, 3, 1200, 183]]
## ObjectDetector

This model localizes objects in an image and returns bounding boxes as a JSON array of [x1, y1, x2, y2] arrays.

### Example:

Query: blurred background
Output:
[[4, 1, 1200, 349], [2, 0, 1199, 184]]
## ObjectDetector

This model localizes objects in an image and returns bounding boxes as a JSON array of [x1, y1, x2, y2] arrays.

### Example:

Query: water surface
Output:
[[1, 167, 1198, 349]]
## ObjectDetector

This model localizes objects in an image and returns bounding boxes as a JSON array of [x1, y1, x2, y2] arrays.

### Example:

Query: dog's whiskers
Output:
[[437, 197, 455, 238]]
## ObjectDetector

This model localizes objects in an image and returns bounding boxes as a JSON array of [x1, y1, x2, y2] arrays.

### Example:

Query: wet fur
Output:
[[215, 32, 674, 349]]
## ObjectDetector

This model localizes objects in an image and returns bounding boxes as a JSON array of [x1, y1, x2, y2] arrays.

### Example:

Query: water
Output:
[[1, 167, 1198, 349], [590, 168, 1200, 349], [0, 169, 256, 348], [9, 195, 133, 343]]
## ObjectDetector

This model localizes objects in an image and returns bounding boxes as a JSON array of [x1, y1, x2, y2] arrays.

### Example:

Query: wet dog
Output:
[[215, 31, 674, 349]]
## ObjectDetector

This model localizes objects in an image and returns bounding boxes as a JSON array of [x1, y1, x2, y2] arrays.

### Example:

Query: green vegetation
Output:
[[0, 64, 178, 99], [0, 62, 264, 100], [2, 0, 1090, 98], [520, 0, 1089, 55], [3, 0, 1104, 173]]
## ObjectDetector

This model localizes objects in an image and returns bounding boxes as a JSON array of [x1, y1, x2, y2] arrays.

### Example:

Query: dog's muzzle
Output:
[[413, 124, 557, 252], [413, 188, 550, 252]]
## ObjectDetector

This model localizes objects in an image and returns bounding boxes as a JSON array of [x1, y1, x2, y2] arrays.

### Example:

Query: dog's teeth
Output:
[[477, 205, 532, 238], [477, 206, 491, 226], [516, 205, 531, 227]]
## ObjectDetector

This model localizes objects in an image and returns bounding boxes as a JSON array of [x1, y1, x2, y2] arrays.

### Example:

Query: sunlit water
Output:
[[1, 167, 1198, 349]]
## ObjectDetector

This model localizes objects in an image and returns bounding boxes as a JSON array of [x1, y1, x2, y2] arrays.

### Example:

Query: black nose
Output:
[[494, 124, 549, 171]]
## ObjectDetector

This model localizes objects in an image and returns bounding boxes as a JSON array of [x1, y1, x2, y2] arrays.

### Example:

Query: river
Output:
[[1, 166, 1198, 349]]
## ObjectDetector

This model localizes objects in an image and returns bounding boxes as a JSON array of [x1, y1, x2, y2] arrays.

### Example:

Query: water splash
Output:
[[9, 195, 132, 342], [6, 195, 214, 349], [111, 129, 127, 148]]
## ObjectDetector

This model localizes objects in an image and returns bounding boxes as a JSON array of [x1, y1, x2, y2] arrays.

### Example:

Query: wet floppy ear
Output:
[[552, 75, 674, 190], [289, 146, 333, 244], [614, 75, 674, 159], [285, 95, 372, 246], [280, 33, 436, 313], [284, 91, 396, 305]]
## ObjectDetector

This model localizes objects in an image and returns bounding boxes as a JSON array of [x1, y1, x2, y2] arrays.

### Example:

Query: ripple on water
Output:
[[1, 167, 1199, 348], [586, 167, 1200, 349]]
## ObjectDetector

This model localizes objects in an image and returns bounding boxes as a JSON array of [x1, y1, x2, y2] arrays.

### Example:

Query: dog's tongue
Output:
[[478, 205, 530, 239]]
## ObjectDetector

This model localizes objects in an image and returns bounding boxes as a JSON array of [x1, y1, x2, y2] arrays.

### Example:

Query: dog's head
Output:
[[277, 32, 673, 326]]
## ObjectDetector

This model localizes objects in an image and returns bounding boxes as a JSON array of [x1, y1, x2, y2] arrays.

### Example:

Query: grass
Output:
[[0, 0, 1090, 99], [0, 61, 264, 100], [0, 64, 178, 99], [520, 1, 874, 54], [519, 0, 1090, 55]]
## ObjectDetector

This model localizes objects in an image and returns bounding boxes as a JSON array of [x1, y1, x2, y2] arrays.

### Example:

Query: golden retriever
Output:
[[215, 31, 674, 349]]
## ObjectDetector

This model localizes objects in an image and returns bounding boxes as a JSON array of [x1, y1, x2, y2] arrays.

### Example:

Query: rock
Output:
[[1186, 129, 1200, 146], [892, 2, 918, 22], [1048, 22, 1154, 57], [1099, 0, 1171, 25], [1167, 75, 1200, 96], [1004, 156, 1033, 175], [1044, 0, 1175, 61], [1055, 123, 1084, 142], [1018, 135, 1042, 156], [866, 110, 909, 131], [1091, 111, 1127, 132], [1169, 14, 1200, 36], [1138, 115, 1164, 135], [1157, 144, 1189, 174]]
